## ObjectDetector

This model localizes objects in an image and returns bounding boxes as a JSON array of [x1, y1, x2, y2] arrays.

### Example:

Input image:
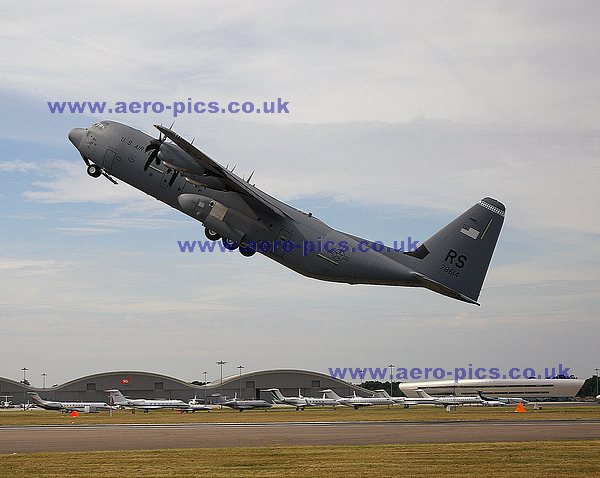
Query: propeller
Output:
[[143, 122, 174, 171], [143, 131, 165, 171]]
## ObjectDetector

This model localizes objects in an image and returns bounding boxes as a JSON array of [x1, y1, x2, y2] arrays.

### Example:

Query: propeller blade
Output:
[[144, 133, 166, 170], [143, 155, 154, 171]]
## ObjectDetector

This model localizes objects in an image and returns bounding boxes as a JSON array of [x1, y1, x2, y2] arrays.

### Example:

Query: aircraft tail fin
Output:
[[264, 388, 286, 403], [106, 389, 128, 405], [27, 392, 44, 406], [477, 390, 493, 401], [402, 197, 505, 304], [321, 389, 342, 400], [374, 389, 392, 399], [416, 389, 433, 399]]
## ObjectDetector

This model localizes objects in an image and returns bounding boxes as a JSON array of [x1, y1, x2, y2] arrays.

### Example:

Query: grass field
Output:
[[1, 407, 599, 476], [1, 441, 599, 477], [1, 404, 599, 426]]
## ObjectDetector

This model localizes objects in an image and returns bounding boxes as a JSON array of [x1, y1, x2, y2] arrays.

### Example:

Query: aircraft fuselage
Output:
[[69, 121, 418, 286]]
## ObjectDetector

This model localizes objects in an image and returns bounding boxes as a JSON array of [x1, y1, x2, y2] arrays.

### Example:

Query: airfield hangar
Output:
[[0, 369, 369, 405]]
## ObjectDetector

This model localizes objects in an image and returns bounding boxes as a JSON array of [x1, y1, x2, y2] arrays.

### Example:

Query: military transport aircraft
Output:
[[69, 121, 505, 305]]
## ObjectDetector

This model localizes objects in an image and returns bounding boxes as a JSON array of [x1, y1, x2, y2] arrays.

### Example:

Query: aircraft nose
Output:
[[68, 127, 85, 147]]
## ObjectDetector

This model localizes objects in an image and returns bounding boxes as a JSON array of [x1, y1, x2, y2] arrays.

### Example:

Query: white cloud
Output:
[[23, 160, 147, 204], [0, 160, 37, 172], [1, 2, 599, 127], [0, 258, 63, 275]]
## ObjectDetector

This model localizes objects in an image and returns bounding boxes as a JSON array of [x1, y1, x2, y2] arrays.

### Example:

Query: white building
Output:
[[399, 379, 584, 399]]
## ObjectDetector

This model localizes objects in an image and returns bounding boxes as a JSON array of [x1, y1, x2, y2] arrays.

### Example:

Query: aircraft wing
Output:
[[154, 125, 293, 220]]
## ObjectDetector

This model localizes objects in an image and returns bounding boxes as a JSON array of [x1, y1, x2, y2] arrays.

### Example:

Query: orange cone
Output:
[[70, 410, 79, 417], [514, 402, 526, 413]]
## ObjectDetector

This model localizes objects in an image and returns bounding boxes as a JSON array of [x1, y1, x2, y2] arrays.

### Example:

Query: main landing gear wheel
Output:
[[222, 237, 238, 250], [239, 244, 256, 257], [87, 164, 102, 178], [205, 229, 221, 241]]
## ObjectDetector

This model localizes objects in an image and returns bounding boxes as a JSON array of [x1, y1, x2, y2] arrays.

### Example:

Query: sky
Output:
[[0, 1, 599, 388]]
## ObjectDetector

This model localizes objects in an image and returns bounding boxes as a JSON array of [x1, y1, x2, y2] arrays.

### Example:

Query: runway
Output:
[[1, 420, 599, 453]]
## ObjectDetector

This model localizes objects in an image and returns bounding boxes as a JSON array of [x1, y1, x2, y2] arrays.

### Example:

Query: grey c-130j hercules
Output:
[[68, 121, 504, 305]]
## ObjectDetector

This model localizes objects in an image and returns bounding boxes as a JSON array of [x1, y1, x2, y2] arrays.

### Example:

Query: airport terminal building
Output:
[[0, 369, 369, 405], [399, 378, 585, 400]]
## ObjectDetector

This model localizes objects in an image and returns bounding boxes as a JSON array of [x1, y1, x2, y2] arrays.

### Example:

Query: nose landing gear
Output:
[[87, 164, 102, 178]]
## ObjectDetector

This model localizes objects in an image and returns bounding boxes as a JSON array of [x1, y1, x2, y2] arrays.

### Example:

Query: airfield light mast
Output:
[[237, 365, 244, 399], [217, 361, 227, 407], [21, 367, 29, 409]]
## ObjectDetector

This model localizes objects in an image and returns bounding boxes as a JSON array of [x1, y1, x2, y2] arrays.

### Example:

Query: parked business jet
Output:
[[373, 389, 438, 407], [416, 389, 483, 407], [263, 388, 338, 410], [106, 389, 190, 412], [477, 391, 528, 406], [322, 389, 394, 409], [221, 394, 273, 411], [28, 392, 111, 413], [184, 395, 212, 412]]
